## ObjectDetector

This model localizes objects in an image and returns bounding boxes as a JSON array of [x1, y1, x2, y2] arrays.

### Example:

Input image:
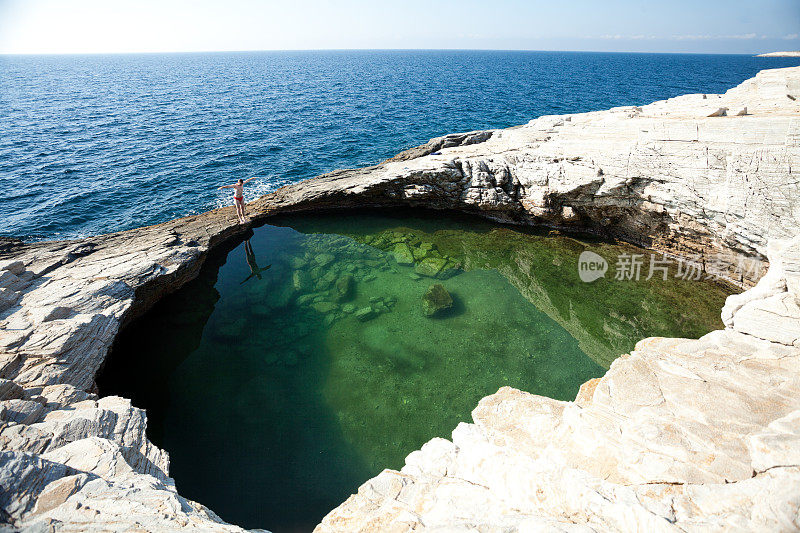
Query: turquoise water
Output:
[[2, 51, 799, 240], [99, 211, 733, 532]]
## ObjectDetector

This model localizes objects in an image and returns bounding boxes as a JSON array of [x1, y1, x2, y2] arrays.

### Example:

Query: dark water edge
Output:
[[3, 50, 799, 241], [97, 208, 736, 532]]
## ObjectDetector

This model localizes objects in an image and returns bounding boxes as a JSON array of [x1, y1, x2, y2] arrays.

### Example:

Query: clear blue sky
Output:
[[0, 0, 798, 54]]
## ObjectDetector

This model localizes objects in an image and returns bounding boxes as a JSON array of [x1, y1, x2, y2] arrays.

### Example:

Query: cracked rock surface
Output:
[[1, 67, 799, 531]]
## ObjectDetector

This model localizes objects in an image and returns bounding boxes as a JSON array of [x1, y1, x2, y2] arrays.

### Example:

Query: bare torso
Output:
[[218, 178, 253, 223]]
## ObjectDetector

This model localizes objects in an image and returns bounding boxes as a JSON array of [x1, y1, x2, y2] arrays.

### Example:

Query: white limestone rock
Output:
[[2, 66, 800, 532]]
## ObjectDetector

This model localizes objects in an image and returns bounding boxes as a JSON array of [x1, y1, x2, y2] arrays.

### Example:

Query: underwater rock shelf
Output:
[[1, 66, 799, 531]]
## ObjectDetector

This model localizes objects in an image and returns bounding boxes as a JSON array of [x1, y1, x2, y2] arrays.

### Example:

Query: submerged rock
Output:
[[437, 263, 460, 279], [415, 255, 451, 277], [292, 270, 312, 291], [422, 284, 454, 317], [296, 293, 315, 306], [314, 253, 336, 267], [392, 243, 415, 265], [354, 306, 377, 322], [288, 256, 308, 269], [316, 271, 337, 291], [311, 301, 338, 314], [334, 274, 354, 302], [414, 241, 435, 259], [309, 266, 323, 281]]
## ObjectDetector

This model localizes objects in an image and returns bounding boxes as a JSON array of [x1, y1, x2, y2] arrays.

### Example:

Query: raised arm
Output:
[[243, 176, 258, 184], [217, 184, 234, 190]]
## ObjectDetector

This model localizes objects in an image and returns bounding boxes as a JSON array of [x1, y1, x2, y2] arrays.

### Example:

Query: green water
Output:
[[99, 210, 734, 532]]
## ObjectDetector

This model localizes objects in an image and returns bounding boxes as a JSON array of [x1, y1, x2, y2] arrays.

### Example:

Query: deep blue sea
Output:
[[1, 50, 799, 241]]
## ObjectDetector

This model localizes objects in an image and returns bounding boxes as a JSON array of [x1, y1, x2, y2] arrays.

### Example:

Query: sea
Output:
[[1, 50, 798, 241]]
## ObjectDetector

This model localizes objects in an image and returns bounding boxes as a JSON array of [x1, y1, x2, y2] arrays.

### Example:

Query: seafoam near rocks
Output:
[[1, 67, 799, 531]]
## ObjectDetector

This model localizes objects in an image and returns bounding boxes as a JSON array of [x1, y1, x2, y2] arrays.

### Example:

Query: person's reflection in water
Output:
[[241, 239, 271, 284]]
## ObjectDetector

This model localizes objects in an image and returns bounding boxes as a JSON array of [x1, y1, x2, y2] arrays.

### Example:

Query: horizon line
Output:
[[0, 47, 785, 57]]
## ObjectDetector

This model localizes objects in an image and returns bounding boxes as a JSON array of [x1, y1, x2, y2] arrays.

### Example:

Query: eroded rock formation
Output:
[[1, 66, 799, 531]]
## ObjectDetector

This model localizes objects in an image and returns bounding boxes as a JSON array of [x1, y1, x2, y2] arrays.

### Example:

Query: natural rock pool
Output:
[[98, 211, 734, 531]]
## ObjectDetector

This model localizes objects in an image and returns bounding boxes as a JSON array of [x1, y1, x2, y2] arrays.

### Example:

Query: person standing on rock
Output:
[[218, 177, 257, 224]]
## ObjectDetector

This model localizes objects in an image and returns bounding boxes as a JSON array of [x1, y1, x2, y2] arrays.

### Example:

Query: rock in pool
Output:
[[314, 253, 336, 267], [355, 306, 377, 322], [392, 243, 415, 266], [422, 284, 453, 317], [293, 270, 312, 291], [414, 255, 449, 277], [288, 256, 308, 269], [334, 274, 355, 302], [312, 301, 338, 314]]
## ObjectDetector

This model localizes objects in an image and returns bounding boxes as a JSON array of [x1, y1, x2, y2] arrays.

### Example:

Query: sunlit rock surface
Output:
[[0, 66, 799, 531]]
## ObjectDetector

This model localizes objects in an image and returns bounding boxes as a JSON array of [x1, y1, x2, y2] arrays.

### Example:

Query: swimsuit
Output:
[[234, 196, 244, 204]]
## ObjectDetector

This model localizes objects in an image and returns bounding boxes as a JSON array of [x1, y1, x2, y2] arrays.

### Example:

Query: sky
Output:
[[0, 0, 798, 55]]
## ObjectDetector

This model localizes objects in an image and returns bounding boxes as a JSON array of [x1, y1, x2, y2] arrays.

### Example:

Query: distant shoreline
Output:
[[757, 51, 800, 57]]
